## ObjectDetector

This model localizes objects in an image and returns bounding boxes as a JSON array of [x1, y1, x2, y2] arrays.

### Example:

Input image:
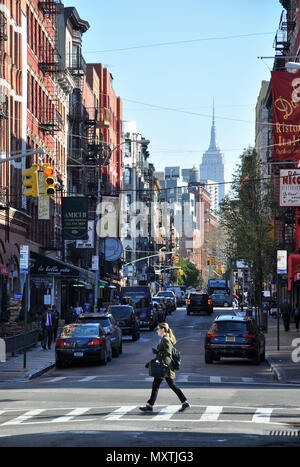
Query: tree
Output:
[[171, 258, 200, 288], [219, 149, 277, 310]]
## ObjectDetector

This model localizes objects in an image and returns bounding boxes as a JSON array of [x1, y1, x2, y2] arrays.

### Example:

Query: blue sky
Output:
[[63, 0, 283, 188]]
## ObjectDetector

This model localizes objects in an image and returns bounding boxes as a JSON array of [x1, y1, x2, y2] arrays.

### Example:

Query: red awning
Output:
[[288, 254, 300, 290]]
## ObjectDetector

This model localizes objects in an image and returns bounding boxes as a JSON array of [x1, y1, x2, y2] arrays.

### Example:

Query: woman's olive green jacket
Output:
[[156, 335, 175, 379]]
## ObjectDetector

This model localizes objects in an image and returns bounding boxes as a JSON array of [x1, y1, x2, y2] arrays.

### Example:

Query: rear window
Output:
[[212, 321, 248, 333], [110, 307, 132, 319], [61, 325, 99, 337], [190, 294, 208, 303], [79, 316, 111, 327]]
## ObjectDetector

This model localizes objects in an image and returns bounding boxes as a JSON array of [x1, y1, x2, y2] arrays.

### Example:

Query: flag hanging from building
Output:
[[271, 71, 300, 161]]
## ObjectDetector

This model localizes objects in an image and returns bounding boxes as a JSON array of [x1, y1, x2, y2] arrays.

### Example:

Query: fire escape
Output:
[[38, 0, 64, 134], [0, 11, 8, 217]]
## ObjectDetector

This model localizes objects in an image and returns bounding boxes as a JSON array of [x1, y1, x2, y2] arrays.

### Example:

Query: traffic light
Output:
[[170, 256, 175, 265], [43, 165, 55, 197], [23, 165, 39, 197], [174, 256, 179, 265], [207, 257, 210, 265]]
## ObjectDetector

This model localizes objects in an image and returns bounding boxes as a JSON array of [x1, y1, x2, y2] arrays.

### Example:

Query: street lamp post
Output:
[[94, 137, 150, 311]]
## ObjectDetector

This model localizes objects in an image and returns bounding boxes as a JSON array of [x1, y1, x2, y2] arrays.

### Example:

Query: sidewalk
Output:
[[0, 315, 300, 384]]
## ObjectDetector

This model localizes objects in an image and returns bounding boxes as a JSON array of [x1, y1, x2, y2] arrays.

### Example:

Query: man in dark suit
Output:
[[41, 306, 54, 349]]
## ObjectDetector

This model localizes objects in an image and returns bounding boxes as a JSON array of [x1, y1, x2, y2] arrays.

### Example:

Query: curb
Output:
[[25, 362, 55, 380], [266, 355, 285, 383]]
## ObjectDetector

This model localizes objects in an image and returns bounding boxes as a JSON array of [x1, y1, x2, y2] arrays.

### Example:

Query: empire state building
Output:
[[200, 105, 225, 205]]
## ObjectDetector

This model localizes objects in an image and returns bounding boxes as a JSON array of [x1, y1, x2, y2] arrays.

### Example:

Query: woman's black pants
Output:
[[147, 377, 187, 406]]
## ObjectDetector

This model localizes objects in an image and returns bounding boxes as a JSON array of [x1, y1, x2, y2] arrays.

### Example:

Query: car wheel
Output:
[[132, 332, 140, 341], [260, 346, 265, 362], [119, 341, 123, 354], [56, 359, 65, 368], [187, 310, 191, 315], [252, 347, 260, 365], [205, 351, 213, 364], [112, 345, 120, 358], [100, 350, 107, 365]]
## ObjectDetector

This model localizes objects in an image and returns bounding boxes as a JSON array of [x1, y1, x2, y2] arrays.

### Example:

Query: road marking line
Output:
[[105, 406, 136, 420], [51, 408, 90, 423], [252, 408, 273, 424], [153, 405, 181, 420], [200, 406, 223, 422], [242, 377, 254, 383], [78, 376, 98, 382], [48, 377, 67, 383], [2, 409, 45, 425], [210, 376, 221, 383]]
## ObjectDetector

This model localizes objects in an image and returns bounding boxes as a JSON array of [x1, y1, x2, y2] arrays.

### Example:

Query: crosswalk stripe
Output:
[[210, 376, 221, 383], [48, 377, 67, 383], [105, 406, 136, 420], [2, 409, 45, 425], [78, 376, 98, 382], [51, 408, 90, 423], [242, 377, 254, 383], [252, 408, 273, 424], [200, 406, 222, 422], [153, 405, 181, 420]]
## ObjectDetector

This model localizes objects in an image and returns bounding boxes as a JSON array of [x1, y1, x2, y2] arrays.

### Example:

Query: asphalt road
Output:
[[1, 307, 300, 449]]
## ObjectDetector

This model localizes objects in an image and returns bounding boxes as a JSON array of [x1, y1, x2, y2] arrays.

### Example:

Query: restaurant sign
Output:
[[62, 197, 88, 240]]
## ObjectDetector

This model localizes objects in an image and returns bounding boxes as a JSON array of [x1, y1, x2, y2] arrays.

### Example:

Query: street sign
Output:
[[277, 250, 287, 274], [280, 169, 300, 206], [20, 245, 29, 274]]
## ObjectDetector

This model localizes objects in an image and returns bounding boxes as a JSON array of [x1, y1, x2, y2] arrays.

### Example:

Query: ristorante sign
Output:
[[271, 71, 300, 161]]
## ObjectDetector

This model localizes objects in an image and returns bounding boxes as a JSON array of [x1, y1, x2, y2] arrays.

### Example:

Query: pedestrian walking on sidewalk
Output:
[[294, 303, 300, 332], [281, 298, 291, 332], [52, 305, 59, 341], [41, 305, 54, 350], [139, 322, 190, 413]]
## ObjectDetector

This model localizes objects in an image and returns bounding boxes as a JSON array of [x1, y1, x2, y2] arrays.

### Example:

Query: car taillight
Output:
[[206, 332, 218, 337], [208, 299, 211, 305], [242, 334, 256, 339], [88, 338, 103, 346], [187, 299, 190, 304], [56, 338, 70, 347]]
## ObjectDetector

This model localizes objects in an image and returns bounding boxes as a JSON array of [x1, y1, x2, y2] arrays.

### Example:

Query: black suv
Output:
[[77, 313, 122, 357], [108, 305, 140, 341], [204, 315, 265, 365], [187, 292, 213, 315]]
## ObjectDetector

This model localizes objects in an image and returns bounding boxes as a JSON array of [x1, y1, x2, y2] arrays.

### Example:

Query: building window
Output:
[[124, 167, 131, 185]]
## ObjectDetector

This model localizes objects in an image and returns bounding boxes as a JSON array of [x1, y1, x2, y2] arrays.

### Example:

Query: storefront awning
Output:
[[288, 254, 300, 291], [30, 252, 95, 283]]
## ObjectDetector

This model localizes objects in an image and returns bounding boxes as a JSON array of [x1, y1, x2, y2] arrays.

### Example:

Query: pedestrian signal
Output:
[[43, 166, 55, 197], [23, 165, 39, 197]]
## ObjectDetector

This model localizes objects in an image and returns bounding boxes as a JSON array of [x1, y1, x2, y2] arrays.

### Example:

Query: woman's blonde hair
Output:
[[158, 322, 176, 345]]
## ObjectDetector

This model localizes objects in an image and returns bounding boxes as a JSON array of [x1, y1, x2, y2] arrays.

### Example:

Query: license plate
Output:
[[74, 352, 83, 357], [226, 336, 235, 342]]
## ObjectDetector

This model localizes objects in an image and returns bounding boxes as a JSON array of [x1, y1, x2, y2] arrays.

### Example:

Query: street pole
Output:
[[277, 274, 280, 352]]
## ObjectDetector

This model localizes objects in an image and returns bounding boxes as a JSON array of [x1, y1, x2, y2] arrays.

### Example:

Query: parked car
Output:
[[204, 314, 265, 365], [152, 296, 167, 322], [120, 286, 157, 330], [157, 291, 176, 312], [210, 292, 233, 307], [77, 313, 122, 357], [55, 323, 112, 368], [186, 292, 213, 315], [166, 286, 185, 306], [108, 305, 140, 341]]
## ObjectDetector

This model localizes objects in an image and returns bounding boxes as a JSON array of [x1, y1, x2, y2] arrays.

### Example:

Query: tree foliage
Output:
[[171, 258, 200, 288], [219, 149, 277, 306]]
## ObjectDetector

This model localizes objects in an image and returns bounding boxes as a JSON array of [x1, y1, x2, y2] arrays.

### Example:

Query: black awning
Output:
[[30, 252, 95, 282]]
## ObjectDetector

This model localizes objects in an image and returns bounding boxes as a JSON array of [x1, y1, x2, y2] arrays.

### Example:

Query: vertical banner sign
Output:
[[271, 71, 300, 161], [38, 172, 50, 220], [20, 245, 29, 274], [277, 250, 287, 274], [100, 196, 120, 238], [62, 197, 88, 240]]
